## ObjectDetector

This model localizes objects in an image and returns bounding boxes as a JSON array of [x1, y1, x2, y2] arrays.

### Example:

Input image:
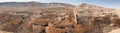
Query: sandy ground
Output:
[[0, 31, 13, 33], [108, 28, 120, 33]]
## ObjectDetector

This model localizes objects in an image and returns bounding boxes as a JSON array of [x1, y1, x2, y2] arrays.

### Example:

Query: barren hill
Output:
[[0, 1, 74, 12], [0, 2, 120, 33]]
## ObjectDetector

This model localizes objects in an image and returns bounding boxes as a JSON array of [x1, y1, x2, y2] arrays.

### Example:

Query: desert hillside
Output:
[[0, 2, 120, 33]]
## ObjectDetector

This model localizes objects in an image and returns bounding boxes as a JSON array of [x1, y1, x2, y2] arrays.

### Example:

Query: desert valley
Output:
[[0, 2, 120, 33]]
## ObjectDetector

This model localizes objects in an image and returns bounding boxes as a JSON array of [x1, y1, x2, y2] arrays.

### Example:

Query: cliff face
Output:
[[0, 2, 120, 33]]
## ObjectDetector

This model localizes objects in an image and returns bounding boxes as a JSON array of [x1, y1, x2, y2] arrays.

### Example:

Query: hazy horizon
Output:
[[0, 0, 120, 9]]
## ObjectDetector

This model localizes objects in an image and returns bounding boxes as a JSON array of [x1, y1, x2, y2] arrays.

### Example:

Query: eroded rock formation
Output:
[[0, 2, 120, 33]]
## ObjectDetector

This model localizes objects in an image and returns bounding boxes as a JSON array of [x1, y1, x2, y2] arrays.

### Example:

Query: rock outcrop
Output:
[[0, 2, 119, 33]]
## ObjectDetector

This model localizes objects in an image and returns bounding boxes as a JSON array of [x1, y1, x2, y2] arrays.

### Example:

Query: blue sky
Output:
[[0, 0, 120, 9]]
